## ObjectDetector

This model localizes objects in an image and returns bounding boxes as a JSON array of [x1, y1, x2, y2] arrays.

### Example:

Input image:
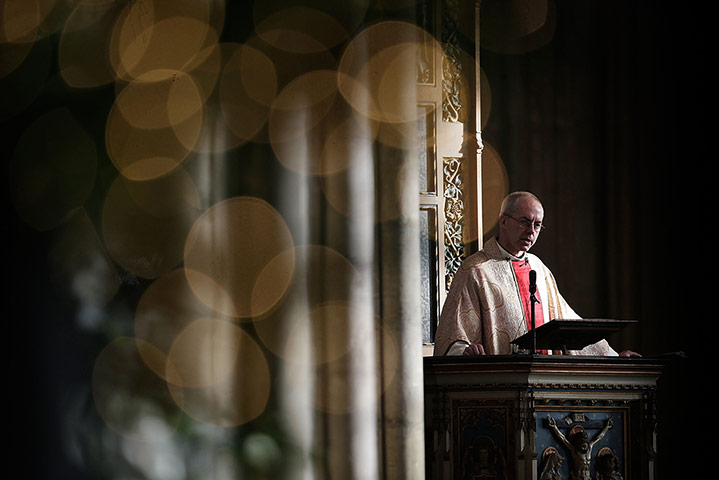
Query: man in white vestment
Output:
[[434, 191, 640, 357]]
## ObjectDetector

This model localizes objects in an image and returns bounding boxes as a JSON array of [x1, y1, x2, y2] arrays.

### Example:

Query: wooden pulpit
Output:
[[424, 354, 666, 480]]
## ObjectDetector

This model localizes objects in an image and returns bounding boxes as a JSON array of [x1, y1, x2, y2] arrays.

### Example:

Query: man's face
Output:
[[498, 197, 544, 256]]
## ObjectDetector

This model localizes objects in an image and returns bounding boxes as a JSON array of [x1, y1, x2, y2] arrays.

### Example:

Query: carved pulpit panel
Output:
[[424, 356, 663, 480], [453, 399, 515, 480], [537, 410, 630, 480]]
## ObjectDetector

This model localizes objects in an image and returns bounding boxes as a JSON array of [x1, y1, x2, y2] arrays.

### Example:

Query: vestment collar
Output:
[[492, 236, 527, 262]]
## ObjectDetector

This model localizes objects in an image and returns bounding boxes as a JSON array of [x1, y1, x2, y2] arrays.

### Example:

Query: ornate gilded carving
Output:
[[441, 0, 464, 123], [443, 156, 464, 290], [416, 0, 434, 84]]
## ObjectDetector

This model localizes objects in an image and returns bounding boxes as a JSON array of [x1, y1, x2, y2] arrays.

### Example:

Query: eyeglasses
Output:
[[503, 214, 545, 232]]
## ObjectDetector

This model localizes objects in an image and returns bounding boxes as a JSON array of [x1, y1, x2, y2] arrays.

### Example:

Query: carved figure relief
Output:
[[456, 404, 513, 480], [547, 414, 613, 480], [539, 446, 564, 480], [594, 447, 623, 480], [460, 435, 507, 480]]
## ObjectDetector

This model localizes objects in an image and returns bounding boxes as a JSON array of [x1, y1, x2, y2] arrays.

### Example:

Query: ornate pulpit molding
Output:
[[424, 356, 665, 480]]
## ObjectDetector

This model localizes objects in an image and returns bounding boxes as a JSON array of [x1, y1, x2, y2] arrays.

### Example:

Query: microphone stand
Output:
[[530, 293, 538, 354], [529, 270, 538, 355]]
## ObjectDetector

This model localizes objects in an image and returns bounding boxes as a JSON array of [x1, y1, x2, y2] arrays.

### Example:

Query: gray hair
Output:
[[499, 191, 542, 216]]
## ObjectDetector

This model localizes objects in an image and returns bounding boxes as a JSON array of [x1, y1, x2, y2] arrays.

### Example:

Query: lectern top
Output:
[[511, 318, 637, 351]]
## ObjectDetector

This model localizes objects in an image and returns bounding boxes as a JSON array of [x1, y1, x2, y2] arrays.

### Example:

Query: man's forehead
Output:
[[514, 199, 543, 218]]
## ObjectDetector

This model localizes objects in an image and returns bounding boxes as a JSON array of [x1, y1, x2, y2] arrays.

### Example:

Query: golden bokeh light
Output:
[[177, 42, 278, 154], [291, 302, 354, 366], [114, 71, 204, 130], [315, 109, 378, 174], [108, 0, 221, 82], [309, 318, 393, 415], [253, 0, 369, 53], [9, 107, 97, 231], [166, 320, 271, 427], [183, 196, 295, 319], [479, 67, 491, 129], [217, 43, 277, 146], [253, 7, 347, 54], [321, 145, 411, 222], [244, 33, 339, 98], [57, 1, 123, 88], [269, 69, 338, 143], [166, 317, 245, 388], [134, 268, 213, 382], [116, 16, 214, 81], [253, 244, 358, 358], [105, 91, 203, 180], [0, 0, 57, 44], [270, 69, 378, 176], [221, 44, 276, 108], [480, 141, 509, 235], [338, 21, 439, 125], [102, 169, 202, 279], [174, 42, 222, 105], [92, 336, 182, 442]]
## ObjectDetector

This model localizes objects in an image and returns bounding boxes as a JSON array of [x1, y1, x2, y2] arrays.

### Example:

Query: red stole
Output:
[[511, 259, 547, 353]]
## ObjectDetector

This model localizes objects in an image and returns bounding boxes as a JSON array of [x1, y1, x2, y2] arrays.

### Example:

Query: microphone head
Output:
[[529, 269, 537, 293]]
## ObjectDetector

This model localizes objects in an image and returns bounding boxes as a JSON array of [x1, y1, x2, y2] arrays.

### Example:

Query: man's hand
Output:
[[618, 350, 642, 357], [463, 343, 486, 356]]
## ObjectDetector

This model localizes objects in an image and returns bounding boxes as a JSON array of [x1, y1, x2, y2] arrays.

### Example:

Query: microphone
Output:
[[529, 269, 537, 294]]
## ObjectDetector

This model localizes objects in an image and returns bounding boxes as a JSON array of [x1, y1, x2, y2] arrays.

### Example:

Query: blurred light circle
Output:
[[338, 21, 440, 125], [253, 244, 357, 358], [289, 302, 353, 366], [114, 70, 204, 130], [183, 197, 295, 319], [105, 92, 203, 181], [270, 70, 378, 176], [110, 12, 219, 82], [92, 337, 181, 442], [57, 1, 122, 88], [218, 43, 277, 144], [166, 317, 245, 388], [253, 6, 348, 54], [166, 321, 271, 427], [0, 0, 56, 44], [269, 69, 338, 144], [134, 268, 213, 382], [481, 141, 509, 235], [102, 170, 202, 279], [252, 0, 369, 53]]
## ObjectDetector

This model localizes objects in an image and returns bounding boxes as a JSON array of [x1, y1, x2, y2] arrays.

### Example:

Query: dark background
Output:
[[480, 1, 710, 476]]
